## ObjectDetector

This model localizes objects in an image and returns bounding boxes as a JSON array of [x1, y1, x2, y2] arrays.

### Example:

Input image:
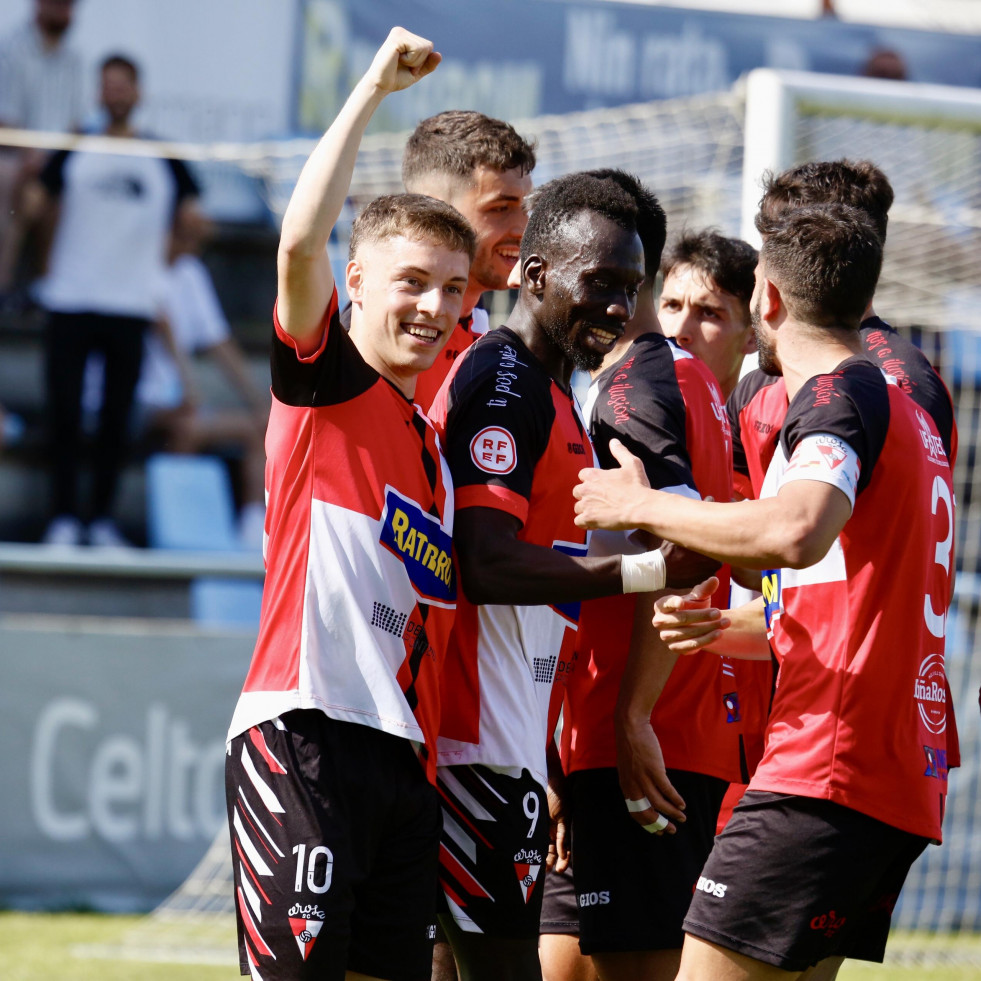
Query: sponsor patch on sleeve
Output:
[[470, 426, 517, 474], [782, 433, 860, 506]]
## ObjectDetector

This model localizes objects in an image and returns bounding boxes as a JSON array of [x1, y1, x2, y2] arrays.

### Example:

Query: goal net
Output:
[[24, 66, 979, 965]]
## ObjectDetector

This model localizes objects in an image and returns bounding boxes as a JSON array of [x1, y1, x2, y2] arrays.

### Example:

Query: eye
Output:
[[402, 277, 422, 288], [445, 284, 462, 295], [660, 298, 680, 311]]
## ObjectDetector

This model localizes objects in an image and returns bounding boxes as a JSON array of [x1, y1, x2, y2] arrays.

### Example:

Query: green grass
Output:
[[2, 912, 981, 980], [1, 912, 240, 981]]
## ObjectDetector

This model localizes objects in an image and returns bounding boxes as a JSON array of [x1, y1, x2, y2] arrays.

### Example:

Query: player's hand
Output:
[[615, 717, 685, 834], [545, 779, 570, 873], [366, 27, 441, 95], [660, 540, 721, 589], [574, 439, 651, 531], [652, 577, 729, 654]]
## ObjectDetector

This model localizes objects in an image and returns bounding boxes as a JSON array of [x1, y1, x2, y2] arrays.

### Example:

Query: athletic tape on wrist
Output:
[[620, 549, 667, 593]]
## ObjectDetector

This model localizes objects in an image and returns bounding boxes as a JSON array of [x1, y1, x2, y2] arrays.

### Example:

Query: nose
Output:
[[608, 289, 634, 323], [667, 307, 697, 345], [417, 286, 445, 319]]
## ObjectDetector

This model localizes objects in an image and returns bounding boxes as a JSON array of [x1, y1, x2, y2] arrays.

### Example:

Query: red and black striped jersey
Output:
[[754, 357, 953, 840], [563, 334, 752, 783], [227, 289, 456, 783], [429, 327, 594, 788]]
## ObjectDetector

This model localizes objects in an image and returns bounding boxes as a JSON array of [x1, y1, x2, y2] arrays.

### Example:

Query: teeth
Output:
[[406, 325, 439, 341], [590, 328, 617, 343]]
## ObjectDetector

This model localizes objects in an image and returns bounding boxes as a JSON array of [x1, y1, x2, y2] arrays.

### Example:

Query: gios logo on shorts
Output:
[[695, 876, 727, 899], [380, 488, 455, 607], [578, 890, 611, 908]]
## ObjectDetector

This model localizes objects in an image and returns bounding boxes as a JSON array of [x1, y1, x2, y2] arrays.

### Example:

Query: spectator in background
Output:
[[24, 53, 199, 546], [83, 210, 269, 550], [0, 0, 83, 295], [861, 47, 908, 82]]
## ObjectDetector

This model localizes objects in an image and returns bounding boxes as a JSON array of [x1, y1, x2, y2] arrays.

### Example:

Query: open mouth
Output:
[[402, 323, 441, 343], [495, 245, 521, 265], [587, 325, 621, 345]]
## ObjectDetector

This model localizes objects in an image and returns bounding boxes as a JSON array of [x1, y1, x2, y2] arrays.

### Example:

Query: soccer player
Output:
[[429, 172, 707, 981], [658, 229, 758, 400], [574, 202, 955, 980], [657, 228, 773, 834], [402, 110, 536, 410], [561, 177, 739, 981], [729, 159, 957, 505], [224, 29, 474, 981]]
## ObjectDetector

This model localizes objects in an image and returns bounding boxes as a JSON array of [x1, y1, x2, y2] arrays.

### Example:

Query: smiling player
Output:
[[224, 28, 475, 981], [401, 110, 536, 410], [429, 172, 710, 981]]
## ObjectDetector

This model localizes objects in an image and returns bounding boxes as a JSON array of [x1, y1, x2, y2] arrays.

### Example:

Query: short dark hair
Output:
[[756, 159, 894, 244], [349, 193, 476, 263], [402, 111, 536, 189], [520, 172, 638, 264], [759, 203, 882, 329], [582, 169, 667, 278], [100, 53, 140, 81], [661, 229, 758, 309]]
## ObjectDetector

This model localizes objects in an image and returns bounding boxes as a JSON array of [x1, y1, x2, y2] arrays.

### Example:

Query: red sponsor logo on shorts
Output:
[[810, 909, 847, 938]]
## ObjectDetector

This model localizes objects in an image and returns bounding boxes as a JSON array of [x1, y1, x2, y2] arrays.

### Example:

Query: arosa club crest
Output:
[[513, 848, 543, 904], [288, 903, 325, 961]]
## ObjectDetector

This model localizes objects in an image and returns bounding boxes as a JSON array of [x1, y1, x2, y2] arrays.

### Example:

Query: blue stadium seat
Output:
[[145, 453, 262, 626], [146, 453, 239, 551]]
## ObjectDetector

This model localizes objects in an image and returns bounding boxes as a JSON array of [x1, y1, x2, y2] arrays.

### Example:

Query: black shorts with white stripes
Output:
[[225, 710, 440, 981], [437, 764, 550, 939]]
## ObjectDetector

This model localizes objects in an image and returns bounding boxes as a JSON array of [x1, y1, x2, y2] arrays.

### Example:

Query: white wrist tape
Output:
[[620, 549, 667, 593]]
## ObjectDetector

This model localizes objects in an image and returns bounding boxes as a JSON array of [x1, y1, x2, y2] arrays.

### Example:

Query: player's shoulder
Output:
[[451, 326, 551, 408], [795, 356, 886, 415], [594, 332, 673, 391], [729, 367, 782, 414]]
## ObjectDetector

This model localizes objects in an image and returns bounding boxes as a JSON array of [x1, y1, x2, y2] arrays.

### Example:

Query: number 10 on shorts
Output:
[[293, 843, 334, 894]]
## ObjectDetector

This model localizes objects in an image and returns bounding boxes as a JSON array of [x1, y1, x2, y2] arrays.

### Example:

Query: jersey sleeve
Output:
[[38, 149, 70, 196], [270, 287, 370, 407], [442, 345, 552, 525], [591, 340, 697, 495], [781, 360, 889, 498]]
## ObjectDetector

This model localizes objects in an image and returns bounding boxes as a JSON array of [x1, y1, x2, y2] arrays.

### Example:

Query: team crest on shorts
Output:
[[513, 848, 543, 904], [289, 903, 325, 961]]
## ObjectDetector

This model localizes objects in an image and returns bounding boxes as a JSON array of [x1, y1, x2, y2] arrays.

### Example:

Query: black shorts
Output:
[[437, 764, 550, 939], [225, 710, 440, 981], [569, 767, 727, 954], [540, 862, 580, 936], [684, 790, 930, 972]]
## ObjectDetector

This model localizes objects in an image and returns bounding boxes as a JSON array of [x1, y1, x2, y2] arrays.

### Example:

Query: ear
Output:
[[741, 319, 758, 355], [761, 277, 782, 325], [522, 255, 547, 295], [346, 260, 364, 305]]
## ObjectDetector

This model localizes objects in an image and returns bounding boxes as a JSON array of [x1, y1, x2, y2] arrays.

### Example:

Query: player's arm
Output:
[[614, 590, 688, 835], [276, 28, 440, 350], [454, 507, 622, 605], [574, 439, 852, 571]]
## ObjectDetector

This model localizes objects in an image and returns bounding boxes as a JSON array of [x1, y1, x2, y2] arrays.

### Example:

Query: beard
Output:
[[751, 296, 780, 376], [539, 310, 605, 373]]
